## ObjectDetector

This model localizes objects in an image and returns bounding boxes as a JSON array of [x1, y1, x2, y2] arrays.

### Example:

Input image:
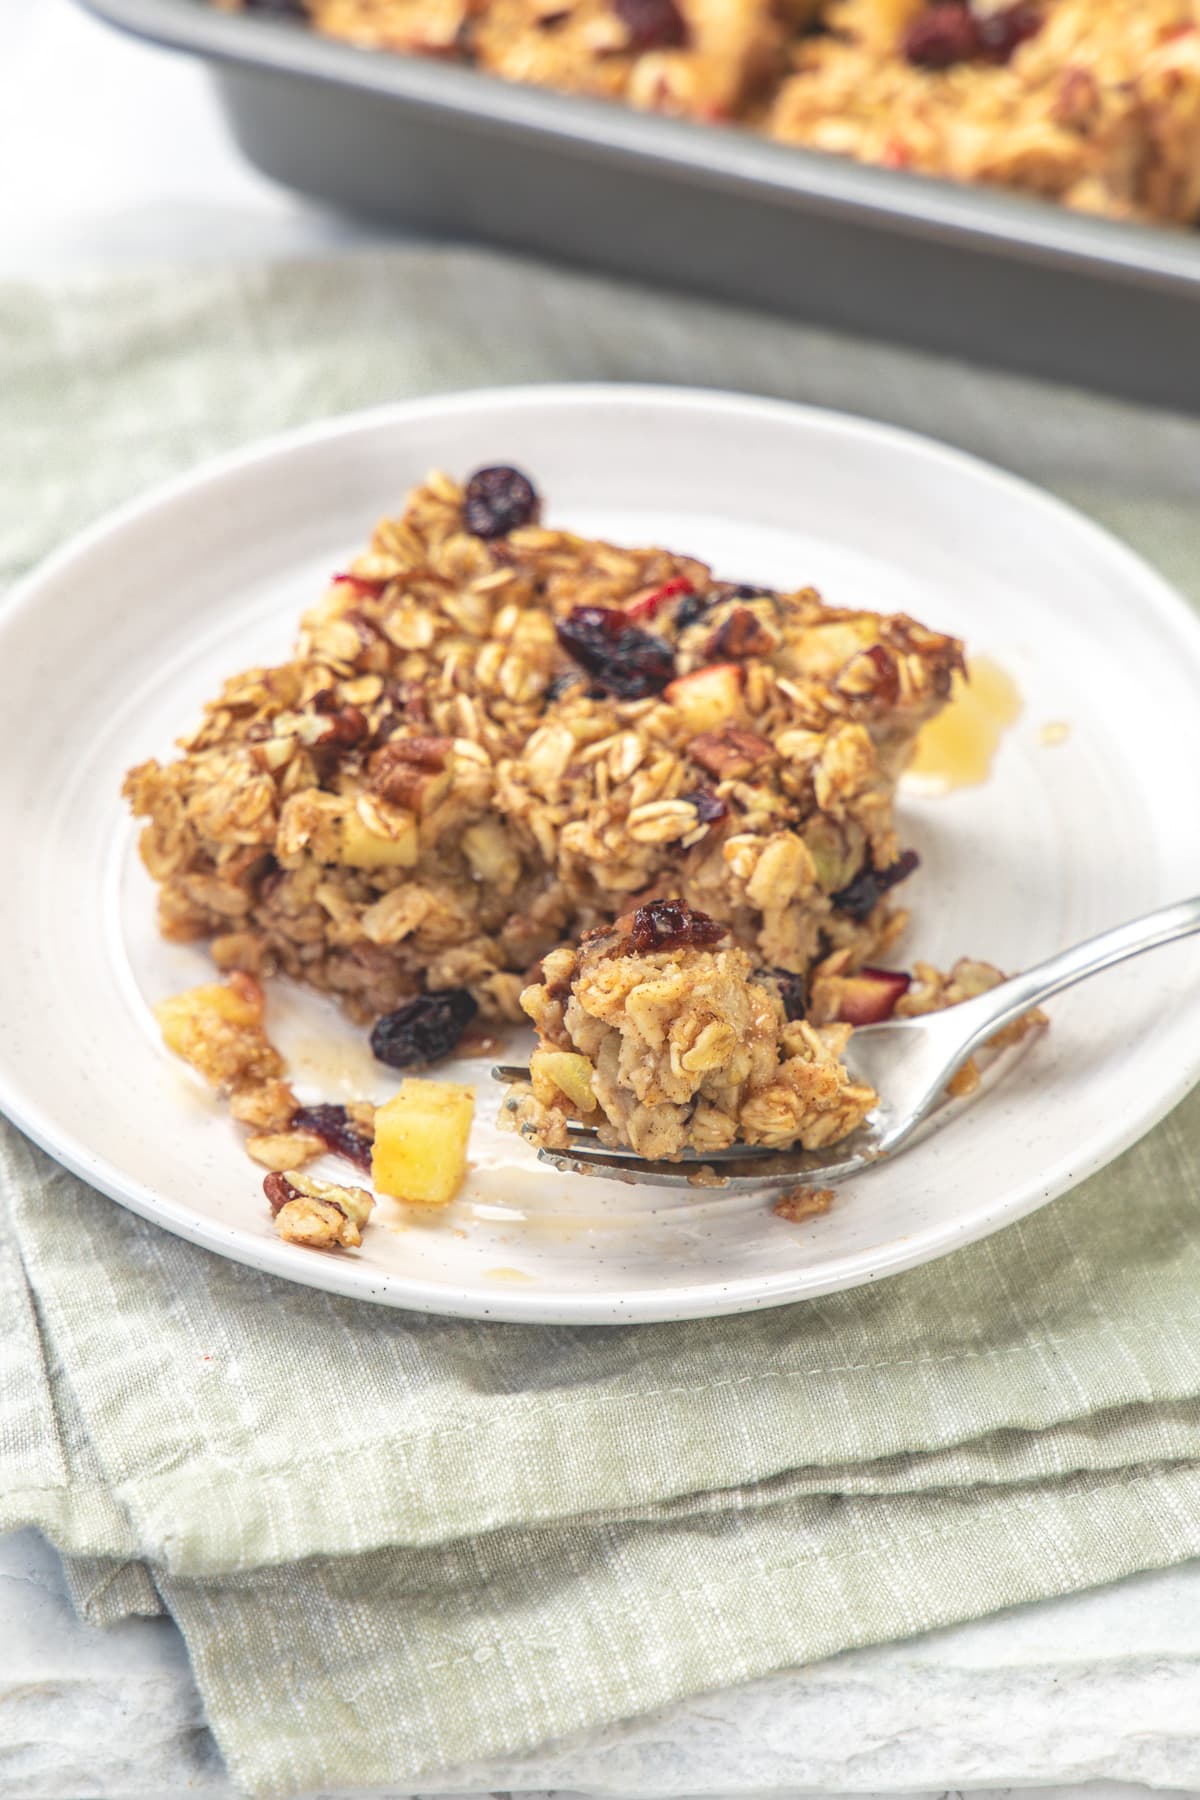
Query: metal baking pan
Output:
[[85, 0, 1200, 408]]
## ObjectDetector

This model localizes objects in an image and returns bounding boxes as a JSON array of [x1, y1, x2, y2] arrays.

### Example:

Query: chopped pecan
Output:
[[314, 704, 370, 750], [835, 645, 900, 708], [263, 1170, 299, 1215], [264, 1169, 374, 1250], [376, 678, 432, 732], [377, 735, 454, 770], [289, 1102, 374, 1171], [704, 607, 776, 661], [368, 736, 455, 810], [687, 726, 775, 779], [1054, 64, 1100, 125]]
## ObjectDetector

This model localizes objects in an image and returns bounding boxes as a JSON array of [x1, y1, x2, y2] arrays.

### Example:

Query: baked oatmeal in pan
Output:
[[128, 463, 1038, 1240], [221, 0, 1200, 225]]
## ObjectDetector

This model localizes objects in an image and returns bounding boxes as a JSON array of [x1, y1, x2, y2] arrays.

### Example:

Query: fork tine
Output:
[[497, 1063, 873, 1187], [536, 1145, 717, 1187], [494, 1063, 767, 1147], [539, 1138, 874, 1188], [559, 1123, 774, 1158]]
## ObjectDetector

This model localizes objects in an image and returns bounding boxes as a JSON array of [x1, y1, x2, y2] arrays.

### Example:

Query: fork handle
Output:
[[953, 895, 1200, 1057]]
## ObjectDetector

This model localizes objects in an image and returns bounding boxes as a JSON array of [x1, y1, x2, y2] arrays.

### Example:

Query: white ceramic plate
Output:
[[3, 385, 1199, 1324]]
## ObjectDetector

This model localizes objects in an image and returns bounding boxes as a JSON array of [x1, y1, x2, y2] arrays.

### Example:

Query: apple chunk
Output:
[[372, 1077, 475, 1205], [530, 1048, 597, 1115], [833, 968, 911, 1026], [340, 806, 419, 870], [663, 663, 744, 734]]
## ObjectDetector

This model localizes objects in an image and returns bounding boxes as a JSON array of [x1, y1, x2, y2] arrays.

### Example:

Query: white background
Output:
[[0, 0, 380, 270]]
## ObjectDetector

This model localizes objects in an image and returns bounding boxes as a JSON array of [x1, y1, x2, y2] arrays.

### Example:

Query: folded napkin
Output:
[[4, 248, 1200, 1800]]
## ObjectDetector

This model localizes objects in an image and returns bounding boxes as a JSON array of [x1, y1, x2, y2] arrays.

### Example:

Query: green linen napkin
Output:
[[4, 247, 1200, 1800]]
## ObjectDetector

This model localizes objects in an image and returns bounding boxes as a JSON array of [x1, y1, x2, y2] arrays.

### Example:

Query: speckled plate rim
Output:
[[2, 382, 1200, 1324]]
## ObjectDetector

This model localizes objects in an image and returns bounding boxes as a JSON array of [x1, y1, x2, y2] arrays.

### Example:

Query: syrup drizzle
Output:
[[906, 655, 1022, 793]]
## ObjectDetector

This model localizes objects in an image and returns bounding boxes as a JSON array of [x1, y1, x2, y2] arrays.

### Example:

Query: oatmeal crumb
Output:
[[686, 1164, 727, 1188], [773, 1185, 836, 1222], [265, 1169, 374, 1249]]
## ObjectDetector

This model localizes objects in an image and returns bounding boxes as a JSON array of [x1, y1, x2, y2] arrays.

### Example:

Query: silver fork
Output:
[[494, 897, 1200, 1189]]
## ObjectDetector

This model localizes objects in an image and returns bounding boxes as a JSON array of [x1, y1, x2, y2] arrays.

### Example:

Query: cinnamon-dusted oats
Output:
[[506, 901, 877, 1159], [769, 0, 1200, 225]]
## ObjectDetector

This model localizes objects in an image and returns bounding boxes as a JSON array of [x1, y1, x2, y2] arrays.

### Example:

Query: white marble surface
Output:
[[6, 1525, 1200, 1800], [4, 5, 1200, 1798]]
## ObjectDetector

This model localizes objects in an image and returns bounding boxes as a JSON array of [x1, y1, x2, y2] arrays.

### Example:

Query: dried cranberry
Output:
[[903, 1, 1040, 68], [675, 590, 719, 631], [975, 2, 1042, 61], [903, 3, 979, 67], [463, 466, 539, 539], [544, 670, 584, 703], [681, 787, 728, 828], [759, 968, 807, 1021], [614, 0, 688, 49], [555, 606, 675, 700], [830, 849, 920, 921], [290, 1103, 373, 1173], [370, 990, 478, 1068], [331, 570, 387, 596], [627, 898, 725, 954]]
